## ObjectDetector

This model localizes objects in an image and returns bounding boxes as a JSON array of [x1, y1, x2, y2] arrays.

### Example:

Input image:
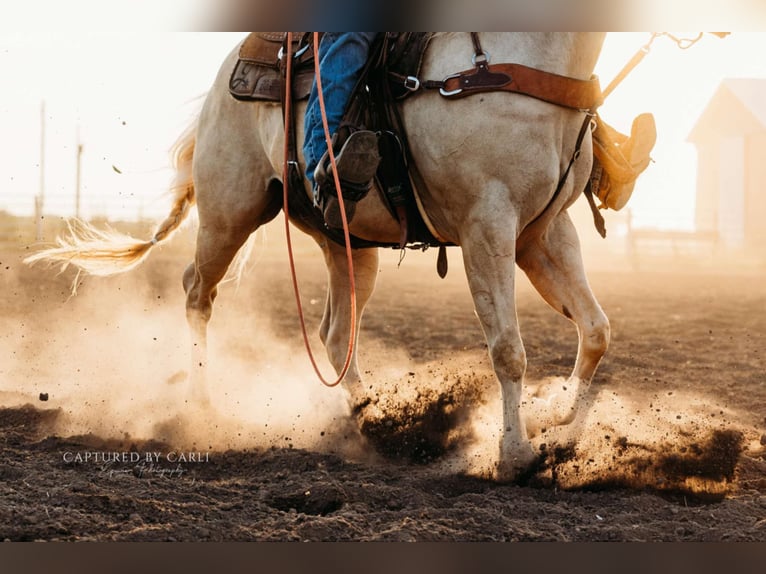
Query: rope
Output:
[[601, 33, 658, 100], [282, 32, 358, 388], [602, 32, 711, 101]]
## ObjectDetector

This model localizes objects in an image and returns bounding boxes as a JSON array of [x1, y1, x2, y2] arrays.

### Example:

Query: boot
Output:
[[314, 130, 381, 228], [592, 113, 657, 211]]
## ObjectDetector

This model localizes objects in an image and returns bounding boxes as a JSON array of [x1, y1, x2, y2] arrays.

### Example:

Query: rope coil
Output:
[[282, 32, 358, 388]]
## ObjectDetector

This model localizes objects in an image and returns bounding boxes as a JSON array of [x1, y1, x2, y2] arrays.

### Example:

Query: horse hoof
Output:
[[524, 396, 577, 438], [495, 458, 534, 483], [526, 378, 583, 432], [350, 395, 383, 424], [496, 441, 538, 483]]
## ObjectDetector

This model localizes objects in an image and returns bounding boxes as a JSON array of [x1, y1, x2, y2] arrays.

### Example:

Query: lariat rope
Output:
[[282, 32, 358, 388], [603, 32, 724, 100]]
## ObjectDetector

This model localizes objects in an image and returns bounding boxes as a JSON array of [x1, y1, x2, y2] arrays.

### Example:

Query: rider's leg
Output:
[[303, 32, 379, 188]]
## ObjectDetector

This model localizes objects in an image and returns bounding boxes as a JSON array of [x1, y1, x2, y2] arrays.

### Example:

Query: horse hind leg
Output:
[[317, 238, 379, 412], [460, 222, 538, 482], [183, 180, 283, 405], [516, 211, 610, 436], [182, 225, 254, 405]]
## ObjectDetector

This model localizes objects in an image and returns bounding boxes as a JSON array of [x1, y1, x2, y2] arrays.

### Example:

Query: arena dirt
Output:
[[1, 224, 764, 541]]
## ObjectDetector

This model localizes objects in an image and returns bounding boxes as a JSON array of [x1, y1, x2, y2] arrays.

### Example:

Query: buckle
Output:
[[293, 43, 310, 59], [403, 76, 420, 91], [278, 43, 311, 61], [471, 50, 490, 66], [438, 72, 463, 97]]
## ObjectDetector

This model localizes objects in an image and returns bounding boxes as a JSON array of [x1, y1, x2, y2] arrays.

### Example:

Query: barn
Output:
[[688, 78, 766, 255]]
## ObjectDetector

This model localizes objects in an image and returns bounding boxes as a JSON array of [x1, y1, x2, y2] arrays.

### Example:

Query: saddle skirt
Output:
[[229, 32, 315, 101]]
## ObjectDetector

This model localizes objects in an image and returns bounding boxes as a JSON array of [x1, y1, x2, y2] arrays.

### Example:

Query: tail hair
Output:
[[24, 118, 198, 284]]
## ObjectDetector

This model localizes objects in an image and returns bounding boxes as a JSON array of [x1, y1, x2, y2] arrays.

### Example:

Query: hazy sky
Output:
[[1, 31, 766, 230], [0, 32, 244, 221]]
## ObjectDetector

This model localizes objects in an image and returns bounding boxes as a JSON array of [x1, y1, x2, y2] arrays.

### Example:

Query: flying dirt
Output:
[[1, 220, 765, 541]]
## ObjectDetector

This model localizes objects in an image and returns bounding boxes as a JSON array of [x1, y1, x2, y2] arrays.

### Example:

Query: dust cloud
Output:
[[348, 353, 748, 499], [1, 247, 359, 459], [2, 221, 761, 498]]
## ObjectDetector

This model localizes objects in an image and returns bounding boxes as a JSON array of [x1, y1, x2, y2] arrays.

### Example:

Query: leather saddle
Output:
[[229, 32, 431, 104], [229, 32, 316, 102], [228, 32, 442, 254]]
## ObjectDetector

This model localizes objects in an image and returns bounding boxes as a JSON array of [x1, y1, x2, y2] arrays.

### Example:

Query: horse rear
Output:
[[26, 33, 609, 481], [399, 33, 609, 478]]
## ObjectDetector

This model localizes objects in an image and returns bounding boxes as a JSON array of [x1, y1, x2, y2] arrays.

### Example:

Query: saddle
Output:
[[229, 32, 444, 254], [227, 33, 652, 253], [229, 32, 431, 103], [229, 32, 315, 101]]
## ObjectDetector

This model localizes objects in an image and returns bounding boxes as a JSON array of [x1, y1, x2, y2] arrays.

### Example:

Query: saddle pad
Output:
[[229, 32, 315, 102]]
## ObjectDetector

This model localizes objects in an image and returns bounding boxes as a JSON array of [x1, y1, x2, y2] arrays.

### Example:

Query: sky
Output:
[[1, 31, 766, 230], [0, 32, 245, 222]]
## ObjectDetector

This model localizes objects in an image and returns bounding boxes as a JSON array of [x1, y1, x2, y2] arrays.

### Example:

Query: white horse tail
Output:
[[24, 120, 198, 279]]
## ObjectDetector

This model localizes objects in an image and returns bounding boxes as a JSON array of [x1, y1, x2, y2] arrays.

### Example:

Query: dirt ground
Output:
[[1, 220, 765, 542]]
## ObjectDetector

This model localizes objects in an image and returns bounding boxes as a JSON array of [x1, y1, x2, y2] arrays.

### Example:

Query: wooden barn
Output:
[[688, 78, 766, 255]]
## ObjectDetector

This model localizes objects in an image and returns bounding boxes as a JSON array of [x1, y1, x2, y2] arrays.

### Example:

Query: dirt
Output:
[[1, 222, 765, 541]]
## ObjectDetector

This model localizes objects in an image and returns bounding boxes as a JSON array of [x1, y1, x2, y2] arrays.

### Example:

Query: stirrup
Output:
[[623, 113, 656, 174], [314, 130, 381, 228]]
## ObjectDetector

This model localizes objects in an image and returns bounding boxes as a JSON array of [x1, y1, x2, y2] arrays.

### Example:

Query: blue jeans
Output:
[[303, 32, 379, 187]]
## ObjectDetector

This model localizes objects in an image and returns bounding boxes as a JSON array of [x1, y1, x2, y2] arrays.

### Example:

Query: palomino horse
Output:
[[26, 33, 609, 480]]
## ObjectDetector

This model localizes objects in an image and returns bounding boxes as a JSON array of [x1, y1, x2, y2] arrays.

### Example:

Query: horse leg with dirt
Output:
[[181, 77, 283, 404], [25, 33, 608, 481], [317, 237, 379, 407], [517, 210, 610, 437], [187, 56, 380, 409], [400, 33, 606, 479]]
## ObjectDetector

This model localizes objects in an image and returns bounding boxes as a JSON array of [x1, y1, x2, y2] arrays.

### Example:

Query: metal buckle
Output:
[[278, 43, 311, 61], [439, 73, 463, 97], [293, 43, 310, 59], [403, 76, 420, 91], [471, 50, 490, 66]]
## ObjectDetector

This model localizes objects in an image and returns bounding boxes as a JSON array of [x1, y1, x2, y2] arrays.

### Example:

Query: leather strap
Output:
[[470, 32, 486, 61], [436, 62, 602, 111], [524, 111, 595, 234], [583, 177, 607, 238]]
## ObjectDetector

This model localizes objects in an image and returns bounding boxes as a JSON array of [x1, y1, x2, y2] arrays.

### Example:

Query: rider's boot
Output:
[[314, 130, 381, 228]]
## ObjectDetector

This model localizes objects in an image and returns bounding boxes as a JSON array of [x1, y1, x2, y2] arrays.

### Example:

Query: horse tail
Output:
[[24, 119, 199, 278]]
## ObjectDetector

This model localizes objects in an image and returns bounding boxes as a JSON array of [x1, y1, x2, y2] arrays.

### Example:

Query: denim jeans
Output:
[[303, 32, 379, 187]]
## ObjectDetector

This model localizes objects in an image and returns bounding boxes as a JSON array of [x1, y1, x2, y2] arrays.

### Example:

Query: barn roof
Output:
[[688, 78, 766, 143]]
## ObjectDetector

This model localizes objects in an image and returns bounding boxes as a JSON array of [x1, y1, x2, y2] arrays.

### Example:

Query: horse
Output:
[[25, 33, 609, 481]]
